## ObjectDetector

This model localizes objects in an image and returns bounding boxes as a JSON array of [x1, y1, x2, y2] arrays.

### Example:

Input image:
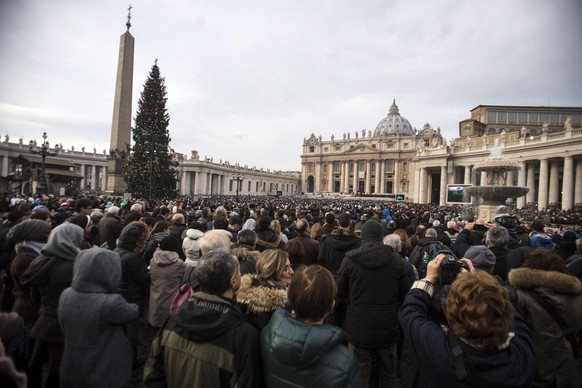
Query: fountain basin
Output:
[[465, 186, 529, 205], [472, 159, 520, 172]]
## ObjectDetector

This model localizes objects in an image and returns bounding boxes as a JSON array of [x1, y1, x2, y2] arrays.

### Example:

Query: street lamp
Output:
[[29, 132, 60, 195], [233, 173, 244, 200]]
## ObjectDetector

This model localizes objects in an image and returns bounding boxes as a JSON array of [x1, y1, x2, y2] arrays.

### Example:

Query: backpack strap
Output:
[[446, 330, 469, 381], [445, 330, 490, 388]]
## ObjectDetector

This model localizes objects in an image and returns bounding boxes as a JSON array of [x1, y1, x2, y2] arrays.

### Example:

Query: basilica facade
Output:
[[301, 101, 582, 211]]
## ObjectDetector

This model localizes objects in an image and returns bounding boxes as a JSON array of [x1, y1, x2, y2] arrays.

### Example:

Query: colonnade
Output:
[[305, 159, 408, 194], [78, 164, 108, 192], [416, 156, 581, 210], [179, 169, 300, 196]]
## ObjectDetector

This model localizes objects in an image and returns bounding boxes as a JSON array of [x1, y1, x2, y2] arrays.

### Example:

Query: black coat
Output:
[[398, 289, 536, 388], [337, 241, 408, 348], [317, 230, 361, 277]]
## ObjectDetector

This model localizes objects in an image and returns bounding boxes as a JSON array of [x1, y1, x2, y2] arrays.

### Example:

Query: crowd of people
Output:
[[0, 193, 581, 387]]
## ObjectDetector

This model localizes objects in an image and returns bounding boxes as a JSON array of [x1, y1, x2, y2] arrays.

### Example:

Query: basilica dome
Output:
[[373, 99, 414, 136]]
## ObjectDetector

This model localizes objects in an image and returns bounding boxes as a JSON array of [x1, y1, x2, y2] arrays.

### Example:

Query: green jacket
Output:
[[260, 309, 365, 388], [144, 292, 263, 388]]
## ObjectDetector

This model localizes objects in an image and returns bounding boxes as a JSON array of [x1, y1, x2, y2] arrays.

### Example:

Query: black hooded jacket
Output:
[[317, 229, 361, 277], [337, 240, 409, 348], [144, 292, 263, 388], [114, 222, 149, 303]]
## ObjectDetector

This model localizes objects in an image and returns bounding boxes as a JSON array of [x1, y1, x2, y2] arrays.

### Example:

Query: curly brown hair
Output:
[[523, 248, 568, 273], [446, 271, 513, 352]]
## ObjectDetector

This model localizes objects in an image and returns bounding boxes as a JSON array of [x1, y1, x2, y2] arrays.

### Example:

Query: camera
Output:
[[439, 252, 469, 286]]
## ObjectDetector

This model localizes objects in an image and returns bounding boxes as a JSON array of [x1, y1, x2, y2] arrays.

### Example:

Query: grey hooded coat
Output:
[[58, 248, 138, 388]]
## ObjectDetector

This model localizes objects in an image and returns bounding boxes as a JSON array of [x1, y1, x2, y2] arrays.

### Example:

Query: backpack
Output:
[[169, 266, 197, 315], [412, 240, 457, 279]]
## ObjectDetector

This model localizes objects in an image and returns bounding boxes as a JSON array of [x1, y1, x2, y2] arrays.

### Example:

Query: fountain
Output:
[[465, 139, 529, 221]]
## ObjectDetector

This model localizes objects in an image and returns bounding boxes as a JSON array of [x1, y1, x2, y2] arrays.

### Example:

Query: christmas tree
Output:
[[123, 60, 178, 200]]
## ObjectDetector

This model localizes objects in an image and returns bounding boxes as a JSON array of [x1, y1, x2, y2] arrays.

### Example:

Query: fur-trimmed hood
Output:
[[236, 274, 287, 313], [509, 267, 582, 295]]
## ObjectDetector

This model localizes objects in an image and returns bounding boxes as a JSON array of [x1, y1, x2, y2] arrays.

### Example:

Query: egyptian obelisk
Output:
[[107, 5, 134, 195]]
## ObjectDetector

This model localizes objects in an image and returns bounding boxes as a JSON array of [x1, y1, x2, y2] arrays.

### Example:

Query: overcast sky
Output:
[[1, 0, 581, 171]]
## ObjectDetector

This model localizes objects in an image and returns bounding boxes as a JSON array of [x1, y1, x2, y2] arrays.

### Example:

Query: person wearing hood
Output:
[[317, 212, 361, 279], [260, 265, 365, 388], [58, 248, 138, 388], [148, 236, 187, 330], [143, 248, 263, 388], [8, 219, 52, 381], [509, 248, 582, 387], [236, 249, 294, 332], [182, 221, 204, 267], [21, 223, 84, 388], [336, 219, 409, 387], [114, 221, 149, 368]]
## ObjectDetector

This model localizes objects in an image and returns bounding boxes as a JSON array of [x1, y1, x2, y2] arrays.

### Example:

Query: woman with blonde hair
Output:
[[393, 228, 412, 259], [237, 249, 294, 331], [270, 219, 288, 244], [310, 222, 322, 240]]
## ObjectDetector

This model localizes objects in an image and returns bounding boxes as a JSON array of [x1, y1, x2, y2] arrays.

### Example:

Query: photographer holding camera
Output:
[[398, 254, 536, 387]]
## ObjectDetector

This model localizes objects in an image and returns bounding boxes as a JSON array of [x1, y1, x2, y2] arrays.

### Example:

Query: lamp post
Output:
[[29, 132, 60, 195], [233, 173, 244, 200]]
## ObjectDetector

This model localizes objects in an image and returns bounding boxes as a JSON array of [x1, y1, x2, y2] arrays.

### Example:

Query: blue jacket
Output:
[[260, 309, 365, 388], [529, 232, 555, 250]]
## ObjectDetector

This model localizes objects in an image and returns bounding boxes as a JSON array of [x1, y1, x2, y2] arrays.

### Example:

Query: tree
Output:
[[123, 61, 178, 200]]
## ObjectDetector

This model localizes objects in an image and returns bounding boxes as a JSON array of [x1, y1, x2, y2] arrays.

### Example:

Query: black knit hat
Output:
[[361, 220, 383, 241], [159, 235, 182, 253]]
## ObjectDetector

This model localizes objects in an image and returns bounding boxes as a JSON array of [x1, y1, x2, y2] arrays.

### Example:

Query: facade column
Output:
[[91, 165, 97, 190], [1, 155, 8, 176], [352, 161, 358, 193], [506, 170, 513, 187], [379, 160, 385, 193], [184, 171, 192, 195], [374, 161, 380, 194], [464, 165, 471, 185], [100, 166, 107, 192], [419, 168, 427, 204], [538, 159, 549, 211], [314, 162, 321, 193], [517, 162, 526, 208], [342, 161, 348, 193], [480, 171, 487, 186], [80, 164, 86, 191], [199, 172, 207, 194], [328, 163, 333, 192], [526, 163, 536, 205], [562, 156, 573, 210], [439, 166, 447, 206], [365, 160, 371, 194], [394, 161, 401, 194], [575, 159, 582, 207], [548, 160, 560, 206]]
